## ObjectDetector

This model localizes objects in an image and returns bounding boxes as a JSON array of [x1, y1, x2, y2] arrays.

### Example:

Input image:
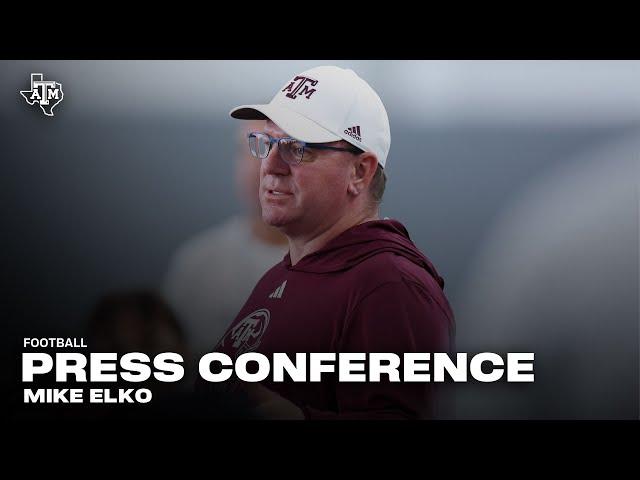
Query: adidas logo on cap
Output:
[[344, 125, 361, 142]]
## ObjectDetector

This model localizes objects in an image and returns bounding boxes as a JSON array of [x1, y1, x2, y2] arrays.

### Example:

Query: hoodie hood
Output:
[[284, 219, 445, 289]]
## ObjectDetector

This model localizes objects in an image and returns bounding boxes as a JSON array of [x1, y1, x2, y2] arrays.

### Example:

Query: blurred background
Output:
[[1, 60, 638, 419]]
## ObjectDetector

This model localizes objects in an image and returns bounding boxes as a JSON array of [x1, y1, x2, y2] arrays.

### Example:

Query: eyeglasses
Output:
[[248, 131, 362, 166]]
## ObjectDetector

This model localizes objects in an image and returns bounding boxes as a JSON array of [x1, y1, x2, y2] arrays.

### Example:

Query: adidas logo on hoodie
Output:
[[269, 280, 287, 299]]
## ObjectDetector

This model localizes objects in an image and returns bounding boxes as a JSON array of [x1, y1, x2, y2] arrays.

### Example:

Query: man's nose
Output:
[[261, 143, 291, 177]]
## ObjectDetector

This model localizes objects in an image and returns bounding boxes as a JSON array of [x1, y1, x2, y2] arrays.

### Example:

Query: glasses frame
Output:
[[248, 131, 363, 165]]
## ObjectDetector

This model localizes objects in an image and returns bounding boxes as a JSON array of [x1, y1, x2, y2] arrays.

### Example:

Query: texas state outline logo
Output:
[[20, 73, 64, 117]]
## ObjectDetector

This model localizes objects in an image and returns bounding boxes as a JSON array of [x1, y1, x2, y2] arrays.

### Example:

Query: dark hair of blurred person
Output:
[[87, 289, 187, 357], [84, 289, 256, 419]]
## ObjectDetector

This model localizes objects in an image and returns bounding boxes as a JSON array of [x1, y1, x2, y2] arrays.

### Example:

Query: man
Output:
[[206, 65, 454, 419], [163, 121, 288, 363]]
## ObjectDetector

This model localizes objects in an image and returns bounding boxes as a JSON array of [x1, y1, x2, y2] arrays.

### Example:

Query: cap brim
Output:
[[229, 103, 341, 143]]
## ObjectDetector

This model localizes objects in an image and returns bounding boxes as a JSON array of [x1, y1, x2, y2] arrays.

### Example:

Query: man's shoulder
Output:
[[352, 250, 430, 286], [349, 251, 450, 307], [348, 252, 454, 322]]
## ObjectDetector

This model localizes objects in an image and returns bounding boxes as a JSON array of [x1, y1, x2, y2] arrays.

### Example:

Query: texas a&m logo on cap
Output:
[[282, 76, 318, 100]]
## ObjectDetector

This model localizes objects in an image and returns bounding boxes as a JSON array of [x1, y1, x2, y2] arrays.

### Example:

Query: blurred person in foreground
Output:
[[163, 121, 288, 363], [199, 66, 455, 419], [87, 289, 255, 419], [87, 290, 189, 401], [89, 290, 188, 358]]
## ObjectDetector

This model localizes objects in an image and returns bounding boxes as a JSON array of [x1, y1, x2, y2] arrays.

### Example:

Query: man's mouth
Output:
[[267, 189, 292, 196]]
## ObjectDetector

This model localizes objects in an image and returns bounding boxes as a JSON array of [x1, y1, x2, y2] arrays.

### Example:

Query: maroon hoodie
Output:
[[210, 219, 455, 419]]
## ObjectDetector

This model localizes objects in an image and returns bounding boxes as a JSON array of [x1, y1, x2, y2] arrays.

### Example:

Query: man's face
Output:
[[259, 121, 355, 236]]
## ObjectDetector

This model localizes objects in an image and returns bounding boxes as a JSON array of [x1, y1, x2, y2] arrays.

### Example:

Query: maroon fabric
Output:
[[212, 219, 455, 419]]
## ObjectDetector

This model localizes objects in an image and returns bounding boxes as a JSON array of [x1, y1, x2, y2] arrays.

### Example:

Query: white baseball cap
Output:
[[229, 65, 391, 168]]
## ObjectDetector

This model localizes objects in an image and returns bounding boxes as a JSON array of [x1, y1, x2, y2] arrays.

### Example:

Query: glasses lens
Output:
[[249, 133, 271, 159], [248, 134, 259, 158], [279, 138, 305, 165], [258, 134, 271, 158]]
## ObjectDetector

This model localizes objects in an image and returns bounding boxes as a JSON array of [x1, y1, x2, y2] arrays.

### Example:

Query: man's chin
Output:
[[261, 210, 292, 229]]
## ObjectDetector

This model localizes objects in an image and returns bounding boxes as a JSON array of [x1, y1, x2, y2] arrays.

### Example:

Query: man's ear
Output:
[[347, 152, 378, 196]]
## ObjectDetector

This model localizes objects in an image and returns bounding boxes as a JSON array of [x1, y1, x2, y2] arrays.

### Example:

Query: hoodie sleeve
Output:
[[302, 277, 454, 420]]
